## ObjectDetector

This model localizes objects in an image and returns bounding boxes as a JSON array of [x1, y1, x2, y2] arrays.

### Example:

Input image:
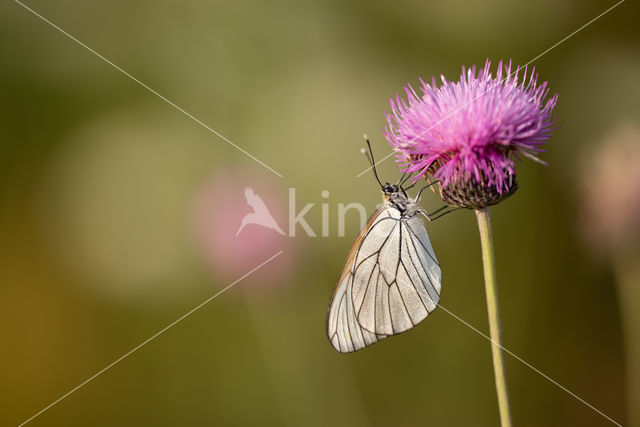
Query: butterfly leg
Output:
[[420, 206, 462, 222], [415, 181, 439, 203], [402, 174, 425, 192], [428, 205, 450, 216], [400, 172, 416, 186]]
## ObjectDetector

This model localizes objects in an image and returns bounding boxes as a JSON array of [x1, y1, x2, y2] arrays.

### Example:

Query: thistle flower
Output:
[[384, 59, 558, 209]]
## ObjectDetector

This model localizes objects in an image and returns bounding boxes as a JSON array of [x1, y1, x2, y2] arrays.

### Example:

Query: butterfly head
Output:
[[382, 183, 399, 195], [382, 183, 414, 214]]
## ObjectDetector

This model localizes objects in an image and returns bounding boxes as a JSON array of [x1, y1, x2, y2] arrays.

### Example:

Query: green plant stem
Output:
[[475, 207, 512, 427], [613, 249, 640, 427]]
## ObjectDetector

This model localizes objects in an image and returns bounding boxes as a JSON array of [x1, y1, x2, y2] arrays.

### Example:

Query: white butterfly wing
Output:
[[351, 207, 441, 336], [326, 206, 441, 353], [326, 208, 388, 353]]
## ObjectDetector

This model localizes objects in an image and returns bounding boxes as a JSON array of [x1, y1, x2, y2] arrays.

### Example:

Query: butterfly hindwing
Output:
[[326, 207, 388, 353]]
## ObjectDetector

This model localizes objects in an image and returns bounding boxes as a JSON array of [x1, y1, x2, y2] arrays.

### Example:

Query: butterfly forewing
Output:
[[326, 204, 442, 353]]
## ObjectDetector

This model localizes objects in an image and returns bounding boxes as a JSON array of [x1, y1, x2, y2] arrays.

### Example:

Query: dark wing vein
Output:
[[406, 220, 440, 267], [400, 259, 429, 313], [406, 224, 438, 297]]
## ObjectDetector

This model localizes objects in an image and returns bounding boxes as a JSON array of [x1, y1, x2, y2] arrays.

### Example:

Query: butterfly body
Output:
[[381, 183, 421, 217], [326, 182, 442, 353]]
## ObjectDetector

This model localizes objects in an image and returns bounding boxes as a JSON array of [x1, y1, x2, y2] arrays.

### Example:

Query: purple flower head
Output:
[[384, 59, 558, 208]]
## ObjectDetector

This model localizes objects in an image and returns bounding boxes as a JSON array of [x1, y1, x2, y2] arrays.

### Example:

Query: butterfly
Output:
[[326, 139, 454, 353]]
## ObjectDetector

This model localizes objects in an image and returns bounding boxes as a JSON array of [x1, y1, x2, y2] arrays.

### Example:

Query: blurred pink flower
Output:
[[580, 123, 640, 254], [192, 168, 297, 289]]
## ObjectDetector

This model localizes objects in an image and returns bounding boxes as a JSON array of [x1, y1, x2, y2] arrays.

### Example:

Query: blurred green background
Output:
[[2, 0, 639, 426]]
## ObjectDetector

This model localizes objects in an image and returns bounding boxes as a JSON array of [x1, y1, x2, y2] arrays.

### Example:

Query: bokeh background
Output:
[[2, 0, 639, 425]]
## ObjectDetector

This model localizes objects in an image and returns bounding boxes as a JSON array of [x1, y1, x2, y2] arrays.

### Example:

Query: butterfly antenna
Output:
[[362, 135, 383, 188]]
